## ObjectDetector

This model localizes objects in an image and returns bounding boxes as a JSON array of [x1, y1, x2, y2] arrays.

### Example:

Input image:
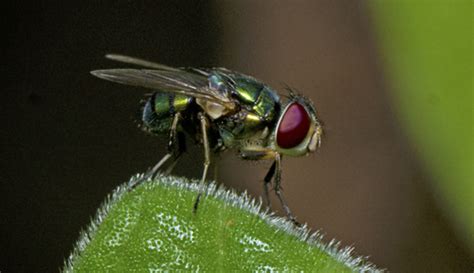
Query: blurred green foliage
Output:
[[369, 1, 473, 249]]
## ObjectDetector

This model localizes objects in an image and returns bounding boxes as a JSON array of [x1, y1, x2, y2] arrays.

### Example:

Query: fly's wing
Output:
[[105, 54, 180, 71], [91, 68, 237, 111]]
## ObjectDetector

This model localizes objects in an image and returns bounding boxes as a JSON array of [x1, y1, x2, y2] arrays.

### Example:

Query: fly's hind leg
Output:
[[193, 113, 211, 213], [149, 112, 184, 178], [131, 112, 183, 189]]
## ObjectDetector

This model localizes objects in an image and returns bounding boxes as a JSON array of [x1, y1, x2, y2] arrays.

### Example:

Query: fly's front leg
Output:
[[193, 113, 211, 213], [273, 153, 300, 225], [263, 161, 276, 208], [239, 149, 277, 208]]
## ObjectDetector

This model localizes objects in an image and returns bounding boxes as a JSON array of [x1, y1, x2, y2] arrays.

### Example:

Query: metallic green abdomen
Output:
[[142, 92, 193, 133]]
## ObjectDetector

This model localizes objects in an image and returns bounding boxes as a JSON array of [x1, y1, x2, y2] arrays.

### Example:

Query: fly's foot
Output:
[[193, 193, 202, 214], [289, 216, 302, 227]]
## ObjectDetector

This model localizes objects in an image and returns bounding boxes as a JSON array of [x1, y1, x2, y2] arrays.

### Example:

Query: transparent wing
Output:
[[105, 54, 180, 71], [91, 68, 236, 110]]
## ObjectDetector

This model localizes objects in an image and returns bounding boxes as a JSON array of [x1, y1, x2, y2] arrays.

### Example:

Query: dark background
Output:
[[1, 1, 472, 272]]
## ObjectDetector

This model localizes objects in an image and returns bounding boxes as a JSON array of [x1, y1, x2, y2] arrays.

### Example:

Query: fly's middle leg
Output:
[[193, 112, 211, 213]]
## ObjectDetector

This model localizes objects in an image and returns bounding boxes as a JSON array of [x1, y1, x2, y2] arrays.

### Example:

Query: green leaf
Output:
[[64, 174, 381, 272], [369, 1, 473, 250]]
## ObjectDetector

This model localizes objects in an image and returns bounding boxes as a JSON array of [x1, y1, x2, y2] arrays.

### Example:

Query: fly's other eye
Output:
[[277, 102, 311, 149]]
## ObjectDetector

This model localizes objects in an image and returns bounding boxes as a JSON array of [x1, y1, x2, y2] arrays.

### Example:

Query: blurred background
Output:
[[1, 1, 472, 272]]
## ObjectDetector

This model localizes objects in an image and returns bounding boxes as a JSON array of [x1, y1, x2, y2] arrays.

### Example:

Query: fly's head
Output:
[[271, 91, 323, 157]]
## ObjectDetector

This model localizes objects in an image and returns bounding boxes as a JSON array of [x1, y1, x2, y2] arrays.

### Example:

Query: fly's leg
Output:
[[273, 154, 300, 226], [150, 112, 183, 177], [150, 112, 183, 178], [131, 112, 182, 189], [212, 154, 220, 182], [163, 150, 181, 175], [239, 149, 277, 209], [263, 161, 276, 208], [193, 113, 210, 213]]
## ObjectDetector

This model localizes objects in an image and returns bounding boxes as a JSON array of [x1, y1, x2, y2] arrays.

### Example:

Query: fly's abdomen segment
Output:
[[142, 92, 193, 133]]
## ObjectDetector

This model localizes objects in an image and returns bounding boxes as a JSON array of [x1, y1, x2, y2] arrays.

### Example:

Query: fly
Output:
[[91, 54, 323, 224]]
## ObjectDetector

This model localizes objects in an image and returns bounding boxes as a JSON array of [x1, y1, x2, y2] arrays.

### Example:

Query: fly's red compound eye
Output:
[[276, 102, 311, 149]]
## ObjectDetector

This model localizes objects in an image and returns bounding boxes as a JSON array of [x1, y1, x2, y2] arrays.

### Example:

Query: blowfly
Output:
[[91, 54, 323, 224]]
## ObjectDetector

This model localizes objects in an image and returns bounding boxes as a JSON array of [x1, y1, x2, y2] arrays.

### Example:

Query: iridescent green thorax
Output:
[[208, 72, 280, 123], [216, 75, 280, 147], [234, 77, 280, 123]]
